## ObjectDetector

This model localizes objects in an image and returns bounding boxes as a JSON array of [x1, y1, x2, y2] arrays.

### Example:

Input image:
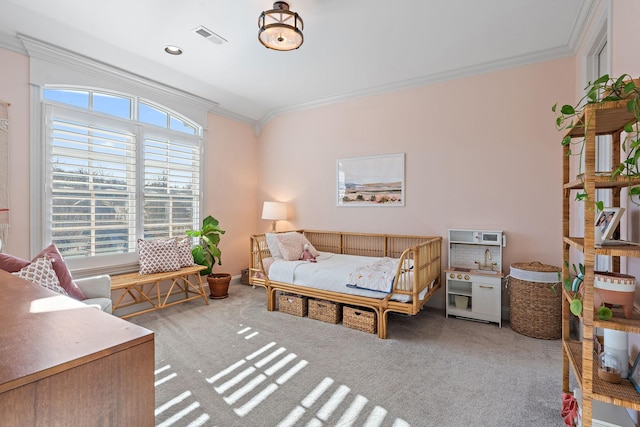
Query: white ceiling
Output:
[[0, 0, 589, 124]]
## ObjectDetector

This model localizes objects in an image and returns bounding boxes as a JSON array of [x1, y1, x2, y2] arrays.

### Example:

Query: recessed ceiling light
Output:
[[164, 45, 183, 55]]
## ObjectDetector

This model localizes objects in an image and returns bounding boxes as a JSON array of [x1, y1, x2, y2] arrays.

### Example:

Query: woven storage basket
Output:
[[308, 299, 342, 324], [343, 306, 376, 333], [278, 294, 308, 317], [509, 262, 561, 339], [241, 268, 250, 285]]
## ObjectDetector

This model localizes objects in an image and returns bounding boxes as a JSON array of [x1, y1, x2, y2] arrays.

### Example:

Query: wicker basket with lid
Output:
[[508, 261, 561, 339]]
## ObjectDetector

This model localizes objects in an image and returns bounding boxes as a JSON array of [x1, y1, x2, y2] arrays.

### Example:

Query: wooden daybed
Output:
[[249, 230, 442, 339]]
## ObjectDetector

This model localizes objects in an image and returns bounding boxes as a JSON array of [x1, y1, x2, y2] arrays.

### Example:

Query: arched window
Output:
[[42, 87, 203, 270]]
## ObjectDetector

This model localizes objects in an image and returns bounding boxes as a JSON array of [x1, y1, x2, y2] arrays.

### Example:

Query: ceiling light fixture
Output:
[[164, 45, 183, 55], [258, 1, 303, 51]]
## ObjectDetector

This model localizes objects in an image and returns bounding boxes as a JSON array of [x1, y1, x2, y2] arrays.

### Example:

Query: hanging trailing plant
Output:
[[553, 74, 640, 208]]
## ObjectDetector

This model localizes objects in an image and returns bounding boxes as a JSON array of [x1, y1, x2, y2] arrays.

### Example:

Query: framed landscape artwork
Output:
[[336, 153, 405, 207]]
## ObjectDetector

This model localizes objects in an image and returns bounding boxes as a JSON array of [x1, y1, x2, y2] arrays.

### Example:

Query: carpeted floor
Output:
[[129, 283, 564, 427]]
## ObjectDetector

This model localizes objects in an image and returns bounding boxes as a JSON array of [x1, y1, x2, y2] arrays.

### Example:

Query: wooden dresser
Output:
[[0, 269, 155, 426]]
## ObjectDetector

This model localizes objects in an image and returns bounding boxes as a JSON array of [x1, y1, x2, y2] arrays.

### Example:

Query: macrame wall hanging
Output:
[[0, 101, 9, 252]]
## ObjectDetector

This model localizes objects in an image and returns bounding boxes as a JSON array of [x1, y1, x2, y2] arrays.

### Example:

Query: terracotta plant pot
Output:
[[594, 271, 636, 319], [207, 273, 231, 299]]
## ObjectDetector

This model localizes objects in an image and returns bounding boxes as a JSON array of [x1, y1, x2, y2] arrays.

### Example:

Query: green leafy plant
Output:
[[563, 261, 585, 316], [553, 74, 640, 208], [562, 261, 614, 321], [597, 305, 613, 321], [186, 215, 225, 276]]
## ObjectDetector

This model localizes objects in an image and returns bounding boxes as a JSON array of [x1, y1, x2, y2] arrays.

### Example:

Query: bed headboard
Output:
[[302, 230, 434, 258]]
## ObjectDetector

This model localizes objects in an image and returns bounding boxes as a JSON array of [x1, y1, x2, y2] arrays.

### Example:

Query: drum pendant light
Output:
[[258, 2, 304, 51]]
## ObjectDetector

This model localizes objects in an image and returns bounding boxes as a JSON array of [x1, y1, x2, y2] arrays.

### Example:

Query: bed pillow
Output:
[[276, 232, 320, 261], [174, 237, 195, 267], [138, 238, 181, 275], [265, 233, 283, 259], [33, 243, 87, 300], [12, 255, 69, 296]]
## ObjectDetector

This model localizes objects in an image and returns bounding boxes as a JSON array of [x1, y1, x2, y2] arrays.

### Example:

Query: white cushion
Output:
[[265, 233, 284, 259]]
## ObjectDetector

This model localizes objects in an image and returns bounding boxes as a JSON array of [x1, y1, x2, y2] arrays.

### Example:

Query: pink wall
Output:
[[608, 0, 640, 365], [258, 57, 576, 279], [0, 46, 258, 278], [0, 47, 30, 258], [611, 0, 640, 77], [205, 114, 258, 276], [610, 0, 640, 298]]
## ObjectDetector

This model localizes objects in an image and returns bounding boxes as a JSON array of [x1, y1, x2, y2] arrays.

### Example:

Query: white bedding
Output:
[[268, 252, 427, 302]]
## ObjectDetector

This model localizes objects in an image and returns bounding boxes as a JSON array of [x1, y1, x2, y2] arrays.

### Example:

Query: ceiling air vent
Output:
[[192, 25, 228, 45]]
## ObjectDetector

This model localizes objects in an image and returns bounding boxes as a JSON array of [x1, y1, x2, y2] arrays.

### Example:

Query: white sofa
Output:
[[74, 275, 113, 313]]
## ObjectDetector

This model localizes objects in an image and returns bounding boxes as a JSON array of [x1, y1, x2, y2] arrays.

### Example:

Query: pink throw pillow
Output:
[[13, 255, 69, 296], [276, 232, 320, 261], [262, 257, 275, 275], [0, 252, 30, 272], [34, 243, 87, 300], [0, 244, 86, 301]]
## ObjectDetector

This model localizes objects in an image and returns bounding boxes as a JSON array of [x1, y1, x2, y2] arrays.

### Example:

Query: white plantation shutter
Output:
[[43, 96, 202, 270], [143, 137, 200, 239], [47, 106, 137, 257]]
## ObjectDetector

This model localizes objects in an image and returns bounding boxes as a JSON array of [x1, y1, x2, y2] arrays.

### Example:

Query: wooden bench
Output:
[[111, 265, 208, 319]]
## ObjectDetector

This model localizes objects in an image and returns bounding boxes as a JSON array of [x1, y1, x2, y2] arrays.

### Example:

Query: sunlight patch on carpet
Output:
[[206, 327, 309, 419], [191, 324, 410, 426], [278, 378, 408, 427], [156, 323, 413, 425], [154, 361, 210, 427]]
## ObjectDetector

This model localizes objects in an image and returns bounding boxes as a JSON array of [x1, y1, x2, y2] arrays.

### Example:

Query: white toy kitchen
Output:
[[445, 229, 505, 327]]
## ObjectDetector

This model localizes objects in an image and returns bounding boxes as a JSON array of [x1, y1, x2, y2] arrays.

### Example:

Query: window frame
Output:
[[24, 37, 216, 277], [38, 88, 204, 275]]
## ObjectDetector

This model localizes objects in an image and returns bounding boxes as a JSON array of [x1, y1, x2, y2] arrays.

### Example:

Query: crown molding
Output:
[[2, 29, 580, 138], [567, 0, 597, 53], [0, 30, 26, 54], [209, 107, 257, 127], [257, 44, 576, 130], [19, 34, 221, 113], [0, 30, 258, 131]]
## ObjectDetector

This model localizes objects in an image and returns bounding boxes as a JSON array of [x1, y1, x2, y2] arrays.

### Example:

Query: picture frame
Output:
[[630, 352, 640, 393], [336, 153, 404, 207], [595, 207, 624, 241]]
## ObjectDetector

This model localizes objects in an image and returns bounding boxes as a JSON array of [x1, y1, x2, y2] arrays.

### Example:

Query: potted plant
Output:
[[553, 74, 640, 210], [563, 262, 614, 321], [186, 215, 231, 299], [563, 261, 585, 316]]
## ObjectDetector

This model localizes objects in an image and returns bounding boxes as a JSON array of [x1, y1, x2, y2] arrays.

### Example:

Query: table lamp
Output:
[[262, 201, 287, 232]]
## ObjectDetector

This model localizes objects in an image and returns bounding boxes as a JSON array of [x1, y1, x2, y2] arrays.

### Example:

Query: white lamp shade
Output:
[[262, 201, 287, 220]]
